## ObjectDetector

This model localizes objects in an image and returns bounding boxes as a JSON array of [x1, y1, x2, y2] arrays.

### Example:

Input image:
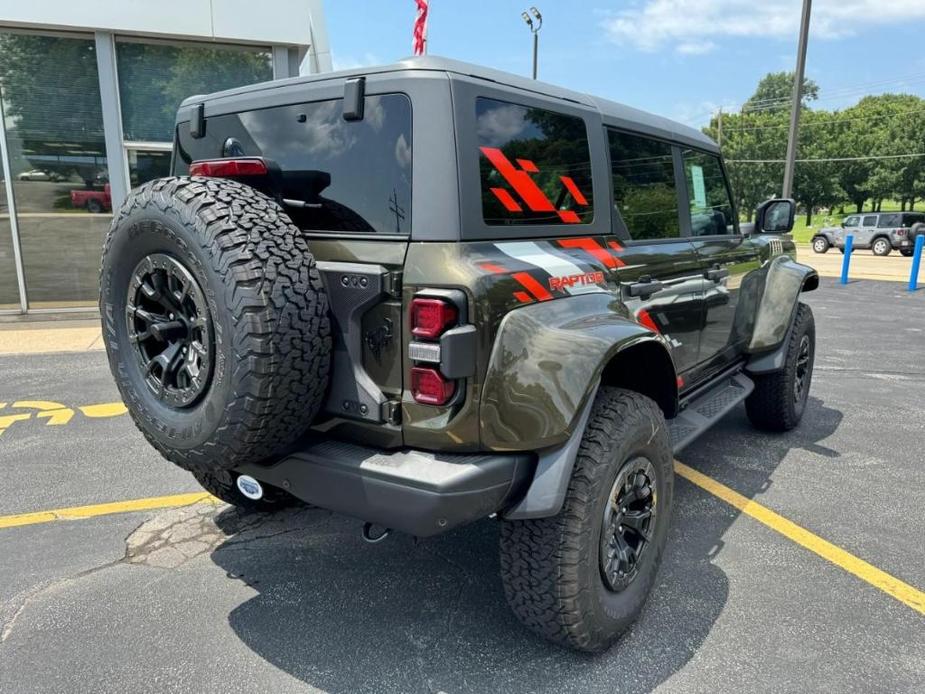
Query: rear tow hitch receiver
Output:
[[236, 475, 264, 501], [362, 522, 392, 544]]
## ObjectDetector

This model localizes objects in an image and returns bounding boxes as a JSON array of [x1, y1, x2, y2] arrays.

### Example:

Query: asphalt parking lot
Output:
[[1, 277, 923, 694]]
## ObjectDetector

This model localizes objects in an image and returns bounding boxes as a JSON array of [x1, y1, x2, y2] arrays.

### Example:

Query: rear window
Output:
[[476, 97, 593, 226], [878, 214, 901, 228], [175, 94, 412, 235]]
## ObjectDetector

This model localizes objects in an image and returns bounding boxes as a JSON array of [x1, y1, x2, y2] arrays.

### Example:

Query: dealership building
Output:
[[0, 1, 331, 314]]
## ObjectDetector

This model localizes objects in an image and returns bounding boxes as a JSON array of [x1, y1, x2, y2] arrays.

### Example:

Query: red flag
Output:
[[412, 0, 429, 55]]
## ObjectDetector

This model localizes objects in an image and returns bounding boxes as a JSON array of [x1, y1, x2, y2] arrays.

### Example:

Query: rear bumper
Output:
[[236, 440, 535, 537]]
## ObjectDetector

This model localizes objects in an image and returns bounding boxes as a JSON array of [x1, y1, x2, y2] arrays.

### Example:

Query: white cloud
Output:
[[601, 0, 925, 53], [677, 40, 717, 55]]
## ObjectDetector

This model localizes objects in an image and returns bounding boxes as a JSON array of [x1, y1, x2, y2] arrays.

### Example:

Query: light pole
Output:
[[521, 7, 542, 80], [782, 0, 812, 199]]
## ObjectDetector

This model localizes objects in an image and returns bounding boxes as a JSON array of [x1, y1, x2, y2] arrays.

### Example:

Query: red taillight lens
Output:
[[410, 298, 457, 339], [897, 228, 907, 236], [411, 367, 455, 405], [189, 158, 268, 177]]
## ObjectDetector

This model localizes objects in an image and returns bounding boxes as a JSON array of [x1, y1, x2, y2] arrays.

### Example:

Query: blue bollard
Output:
[[909, 234, 925, 292], [840, 234, 854, 285]]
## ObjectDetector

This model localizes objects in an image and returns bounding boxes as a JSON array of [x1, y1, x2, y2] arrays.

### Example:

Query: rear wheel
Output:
[[811, 236, 830, 253], [872, 237, 891, 256], [746, 303, 815, 432], [901, 248, 914, 257], [87, 198, 103, 213], [100, 177, 332, 474], [499, 387, 673, 653]]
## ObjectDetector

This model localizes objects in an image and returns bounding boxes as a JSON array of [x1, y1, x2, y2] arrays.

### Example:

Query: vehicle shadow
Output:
[[209, 395, 842, 694]]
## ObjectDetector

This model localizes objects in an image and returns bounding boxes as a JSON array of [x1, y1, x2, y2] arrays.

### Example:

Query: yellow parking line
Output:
[[0, 492, 216, 530], [675, 461, 925, 616]]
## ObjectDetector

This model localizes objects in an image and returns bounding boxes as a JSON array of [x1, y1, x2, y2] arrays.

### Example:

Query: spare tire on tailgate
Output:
[[100, 176, 331, 473]]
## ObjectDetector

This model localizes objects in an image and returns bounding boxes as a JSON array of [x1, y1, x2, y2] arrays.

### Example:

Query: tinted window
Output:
[[477, 98, 593, 226], [176, 94, 412, 235], [682, 150, 735, 236], [878, 214, 900, 228], [862, 216, 878, 226], [843, 216, 860, 227], [901, 213, 924, 226], [607, 130, 679, 240]]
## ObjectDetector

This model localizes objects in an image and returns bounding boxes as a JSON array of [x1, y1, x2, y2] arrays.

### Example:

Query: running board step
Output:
[[669, 373, 754, 453]]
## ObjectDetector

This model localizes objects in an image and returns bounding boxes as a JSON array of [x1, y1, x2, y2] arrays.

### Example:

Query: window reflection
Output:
[[0, 32, 110, 308], [682, 150, 736, 237], [608, 130, 679, 240]]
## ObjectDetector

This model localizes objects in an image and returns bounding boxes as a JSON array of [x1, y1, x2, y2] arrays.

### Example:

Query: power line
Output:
[[725, 152, 925, 163]]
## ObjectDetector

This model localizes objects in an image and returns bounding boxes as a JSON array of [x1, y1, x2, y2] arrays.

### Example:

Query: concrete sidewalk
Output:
[[0, 318, 103, 356], [795, 244, 920, 284]]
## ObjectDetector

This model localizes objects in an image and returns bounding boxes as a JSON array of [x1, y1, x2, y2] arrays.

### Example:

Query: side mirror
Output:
[[754, 198, 795, 234]]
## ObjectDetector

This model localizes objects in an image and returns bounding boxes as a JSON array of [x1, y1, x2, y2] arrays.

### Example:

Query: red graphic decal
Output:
[[637, 309, 660, 334], [676, 375, 685, 388], [549, 271, 605, 292], [513, 290, 533, 304], [490, 187, 522, 212], [559, 176, 588, 206], [479, 261, 508, 274], [480, 147, 589, 225], [558, 237, 625, 269], [608, 240, 624, 251], [512, 271, 553, 301], [480, 147, 556, 213]]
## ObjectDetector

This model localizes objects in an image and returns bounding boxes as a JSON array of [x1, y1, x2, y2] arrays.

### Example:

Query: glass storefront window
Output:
[[128, 148, 172, 188], [0, 169, 20, 311], [0, 32, 110, 309], [116, 40, 273, 143]]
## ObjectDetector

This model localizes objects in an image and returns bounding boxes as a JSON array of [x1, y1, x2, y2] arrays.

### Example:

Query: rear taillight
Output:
[[897, 228, 907, 236], [189, 158, 268, 177], [410, 367, 455, 406], [410, 297, 457, 339]]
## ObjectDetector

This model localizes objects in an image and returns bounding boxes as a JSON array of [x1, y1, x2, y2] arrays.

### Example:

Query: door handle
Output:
[[705, 266, 729, 282], [626, 277, 664, 298]]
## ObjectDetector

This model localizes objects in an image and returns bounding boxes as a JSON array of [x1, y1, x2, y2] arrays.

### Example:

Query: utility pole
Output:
[[521, 7, 542, 79], [782, 0, 812, 199], [717, 107, 723, 149]]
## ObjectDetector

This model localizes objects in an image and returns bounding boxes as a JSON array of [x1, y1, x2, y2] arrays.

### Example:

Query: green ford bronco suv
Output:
[[100, 57, 818, 652]]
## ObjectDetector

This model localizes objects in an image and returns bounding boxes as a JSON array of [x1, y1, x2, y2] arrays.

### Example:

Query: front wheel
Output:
[[746, 303, 815, 432], [812, 236, 830, 253], [872, 237, 892, 256], [499, 387, 673, 653]]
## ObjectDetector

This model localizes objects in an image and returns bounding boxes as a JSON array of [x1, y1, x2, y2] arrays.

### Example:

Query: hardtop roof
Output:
[[178, 55, 717, 152]]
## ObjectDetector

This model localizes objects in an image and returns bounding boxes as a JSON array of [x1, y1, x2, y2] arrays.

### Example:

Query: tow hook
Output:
[[362, 522, 392, 544]]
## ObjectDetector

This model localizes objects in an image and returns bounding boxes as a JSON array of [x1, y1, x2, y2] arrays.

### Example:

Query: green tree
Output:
[[743, 71, 819, 113]]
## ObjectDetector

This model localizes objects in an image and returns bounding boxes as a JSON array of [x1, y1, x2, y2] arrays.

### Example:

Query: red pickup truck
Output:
[[70, 183, 111, 213]]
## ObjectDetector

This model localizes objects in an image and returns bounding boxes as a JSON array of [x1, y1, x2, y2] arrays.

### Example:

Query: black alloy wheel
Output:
[[125, 253, 212, 408], [600, 456, 658, 592]]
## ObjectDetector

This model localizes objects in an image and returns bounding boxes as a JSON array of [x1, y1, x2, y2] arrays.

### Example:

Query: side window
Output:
[[843, 216, 860, 227], [607, 129, 680, 240], [175, 94, 412, 235], [878, 214, 900, 228], [476, 97, 593, 226], [862, 215, 878, 227], [682, 150, 736, 236]]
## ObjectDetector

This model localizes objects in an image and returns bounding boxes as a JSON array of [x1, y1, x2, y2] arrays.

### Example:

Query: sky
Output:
[[323, 1, 925, 128]]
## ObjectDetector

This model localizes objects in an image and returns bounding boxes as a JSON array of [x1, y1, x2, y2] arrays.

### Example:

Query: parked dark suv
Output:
[[99, 57, 818, 652]]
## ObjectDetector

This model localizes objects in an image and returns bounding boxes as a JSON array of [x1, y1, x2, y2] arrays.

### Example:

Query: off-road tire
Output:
[[100, 176, 331, 474], [192, 469, 298, 512], [811, 236, 830, 253], [746, 303, 815, 432], [499, 387, 673, 653], [872, 237, 891, 256]]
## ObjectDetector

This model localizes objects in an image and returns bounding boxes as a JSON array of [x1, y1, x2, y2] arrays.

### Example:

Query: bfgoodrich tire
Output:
[[746, 303, 815, 432], [100, 176, 331, 474], [499, 387, 673, 653]]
